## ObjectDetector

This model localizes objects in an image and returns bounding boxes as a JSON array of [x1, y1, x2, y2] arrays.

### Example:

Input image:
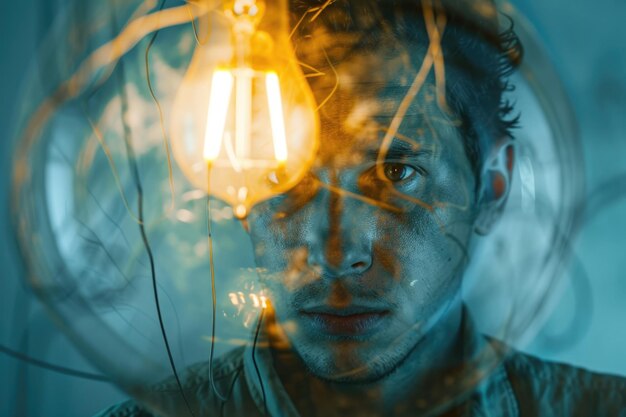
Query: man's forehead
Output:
[[309, 49, 439, 122], [295, 24, 466, 166], [313, 105, 455, 170], [311, 76, 458, 163], [301, 32, 426, 85]]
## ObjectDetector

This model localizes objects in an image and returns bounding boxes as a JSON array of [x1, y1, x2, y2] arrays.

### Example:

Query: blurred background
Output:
[[1, 0, 625, 416]]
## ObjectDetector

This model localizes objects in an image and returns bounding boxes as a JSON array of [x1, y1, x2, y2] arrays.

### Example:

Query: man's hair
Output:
[[290, 0, 523, 184]]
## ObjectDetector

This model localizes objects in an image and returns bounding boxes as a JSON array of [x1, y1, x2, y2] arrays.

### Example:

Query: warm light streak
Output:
[[204, 70, 234, 162], [236, 70, 253, 159], [229, 293, 240, 306], [204, 70, 288, 166], [266, 72, 289, 163], [227, 292, 268, 310]]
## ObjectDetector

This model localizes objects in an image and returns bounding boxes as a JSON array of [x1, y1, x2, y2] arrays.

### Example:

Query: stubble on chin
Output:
[[292, 327, 425, 385]]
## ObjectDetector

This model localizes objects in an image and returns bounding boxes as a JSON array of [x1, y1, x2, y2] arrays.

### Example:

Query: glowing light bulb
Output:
[[171, 0, 319, 218]]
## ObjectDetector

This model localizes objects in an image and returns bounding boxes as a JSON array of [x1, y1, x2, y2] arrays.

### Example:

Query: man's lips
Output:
[[300, 307, 390, 336]]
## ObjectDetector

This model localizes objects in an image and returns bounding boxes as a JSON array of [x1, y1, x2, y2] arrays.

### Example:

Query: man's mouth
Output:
[[300, 307, 390, 336]]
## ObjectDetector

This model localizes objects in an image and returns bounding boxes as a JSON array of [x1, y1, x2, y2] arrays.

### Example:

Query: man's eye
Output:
[[383, 163, 416, 182]]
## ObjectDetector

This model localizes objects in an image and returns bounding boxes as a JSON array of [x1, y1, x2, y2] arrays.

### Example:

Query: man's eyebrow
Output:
[[365, 138, 433, 160]]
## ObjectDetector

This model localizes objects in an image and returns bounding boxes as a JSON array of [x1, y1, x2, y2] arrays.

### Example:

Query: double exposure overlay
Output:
[[9, 0, 606, 416]]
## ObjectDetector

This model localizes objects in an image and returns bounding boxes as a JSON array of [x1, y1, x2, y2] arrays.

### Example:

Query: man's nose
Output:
[[305, 180, 374, 278]]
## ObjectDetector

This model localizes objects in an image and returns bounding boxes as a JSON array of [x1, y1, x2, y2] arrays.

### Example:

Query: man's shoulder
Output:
[[94, 346, 247, 417], [503, 348, 626, 416], [504, 348, 626, 392]]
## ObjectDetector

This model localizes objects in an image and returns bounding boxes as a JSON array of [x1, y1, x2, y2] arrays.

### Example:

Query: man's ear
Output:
[[474, 141, 515, 235]]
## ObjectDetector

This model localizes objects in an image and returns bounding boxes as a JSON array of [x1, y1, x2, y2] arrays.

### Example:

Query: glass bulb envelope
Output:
[[10, 1, 584, 415]]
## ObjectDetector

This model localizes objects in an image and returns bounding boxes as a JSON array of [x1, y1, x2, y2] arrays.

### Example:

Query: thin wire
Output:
[[252, 308, 268, 416], [82, 109, 144, 225], [220, 366, 244, 417], [205, 169, 248, 410], [309, 0, 336, 22], [138, 190, 195, 417], [206, 167, 229, 402], [0, 344, 110, 382], [142, 0, 189, 366], [205, 181, 265, 409], [187, 3, 209, 45], [315, 48, 339, 112], [140, 199, 195, 417], [145, 0, 177, 217], [118, 38, 196, 417]]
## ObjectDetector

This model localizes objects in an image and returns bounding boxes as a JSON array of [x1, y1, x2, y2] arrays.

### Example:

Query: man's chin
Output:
[[295, 344, 402, 385], [311, 367, 392, 385]]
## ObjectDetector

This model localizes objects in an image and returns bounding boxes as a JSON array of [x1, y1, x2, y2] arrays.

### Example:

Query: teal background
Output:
[[1, 0, 625, 415]]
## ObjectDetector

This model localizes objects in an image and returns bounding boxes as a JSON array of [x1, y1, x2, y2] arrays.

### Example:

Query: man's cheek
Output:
[[251, 233, 286, 269]]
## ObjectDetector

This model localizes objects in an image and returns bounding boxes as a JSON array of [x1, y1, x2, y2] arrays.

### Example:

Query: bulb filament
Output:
[[203, 69, 289, 167]]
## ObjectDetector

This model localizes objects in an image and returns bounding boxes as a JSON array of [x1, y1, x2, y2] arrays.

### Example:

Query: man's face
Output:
[[247, 39, 480, 383]]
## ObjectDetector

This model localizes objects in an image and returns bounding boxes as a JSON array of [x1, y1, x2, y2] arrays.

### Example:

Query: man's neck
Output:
[[268, 306, 465, 417]]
